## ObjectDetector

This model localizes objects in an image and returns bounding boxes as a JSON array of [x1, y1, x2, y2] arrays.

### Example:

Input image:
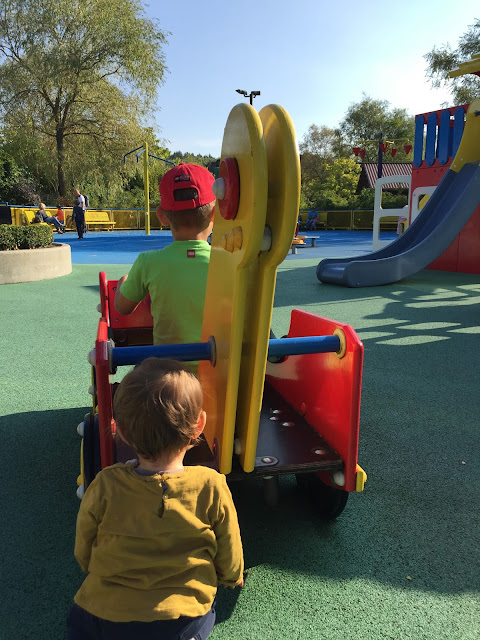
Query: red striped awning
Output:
[[360, 162, 412, 190]]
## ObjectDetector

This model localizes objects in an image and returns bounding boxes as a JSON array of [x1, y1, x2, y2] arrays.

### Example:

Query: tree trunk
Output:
[[56, 127, 66, 197]]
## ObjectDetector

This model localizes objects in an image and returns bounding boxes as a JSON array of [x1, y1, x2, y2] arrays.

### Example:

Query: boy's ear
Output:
[[194, 410, 206, 437], [209, 200, 215, 221], [156, 206, 169, 226]]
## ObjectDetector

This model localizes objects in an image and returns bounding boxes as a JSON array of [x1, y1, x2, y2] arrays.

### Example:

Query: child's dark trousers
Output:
[[66, 602, 216, 640]]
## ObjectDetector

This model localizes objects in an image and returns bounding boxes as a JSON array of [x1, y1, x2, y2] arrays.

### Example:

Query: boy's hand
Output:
[[114, 275, 140, 316]]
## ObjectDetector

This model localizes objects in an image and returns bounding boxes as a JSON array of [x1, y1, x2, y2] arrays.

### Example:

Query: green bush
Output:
[[0, 225, 16, 250], [0, 224, 53, 250], [355, 188, 408, 210]]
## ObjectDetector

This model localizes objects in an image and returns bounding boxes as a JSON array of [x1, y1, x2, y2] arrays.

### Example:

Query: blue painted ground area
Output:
[[57, 229, 399, 265], [284, 230, 398, 262], [57, 230, 173, 264]]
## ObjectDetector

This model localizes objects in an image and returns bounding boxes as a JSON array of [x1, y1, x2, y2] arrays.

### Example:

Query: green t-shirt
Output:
[[120, 240, 211, 346]]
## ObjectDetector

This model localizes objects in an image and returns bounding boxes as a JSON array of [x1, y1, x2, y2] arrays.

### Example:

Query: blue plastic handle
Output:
[[267, 336, 340, 357], [110, 335, 341, 367], [112, 342, 212, 366]]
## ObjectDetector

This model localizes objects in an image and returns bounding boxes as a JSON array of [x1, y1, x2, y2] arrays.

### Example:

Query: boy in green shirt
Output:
[[67, 357, 244, 639], [115, 163, 215, 346]]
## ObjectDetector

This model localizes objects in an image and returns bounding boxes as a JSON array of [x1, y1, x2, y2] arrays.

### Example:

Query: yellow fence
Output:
[[110, 209, 164, 230], [11, 206, 399, 232], [9, 207, 168, 230], [298, 209, 400, 231]]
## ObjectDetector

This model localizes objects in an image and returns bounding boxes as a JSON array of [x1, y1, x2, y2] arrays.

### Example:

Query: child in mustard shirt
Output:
[[114, 163, 216, 347], [66, 358, 244, 640]]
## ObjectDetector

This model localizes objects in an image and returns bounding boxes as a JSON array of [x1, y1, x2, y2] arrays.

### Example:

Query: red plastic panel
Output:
[[411, 165, 460, 272], [99, 271, 109, 323], [266, 309, 363, 492], [415, 104, 468, 120], [95, 277, 153, 470], [410, 164, 450, 222], [427, 235, 460, 272], [95, 318, 115, 468], [107, 279, 153, 329], [410, 104, 480, 274], [457, 205, 480, 273]]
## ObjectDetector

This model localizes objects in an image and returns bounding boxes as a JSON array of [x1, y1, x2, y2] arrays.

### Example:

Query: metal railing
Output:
[[10, 206, 404, 232], [298, 209, 401, 231]]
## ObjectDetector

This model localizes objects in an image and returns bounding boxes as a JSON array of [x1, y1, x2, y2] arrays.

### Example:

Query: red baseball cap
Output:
[[159, 163, 216, 211]]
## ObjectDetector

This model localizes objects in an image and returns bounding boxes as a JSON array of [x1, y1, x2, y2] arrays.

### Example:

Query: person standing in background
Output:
[[72, 189, 86, 239]]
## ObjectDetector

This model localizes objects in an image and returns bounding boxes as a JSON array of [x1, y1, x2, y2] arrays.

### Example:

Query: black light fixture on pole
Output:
[[236, 89, 261, 105]]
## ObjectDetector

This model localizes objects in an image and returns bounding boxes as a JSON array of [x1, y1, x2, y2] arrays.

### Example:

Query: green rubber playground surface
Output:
[[1, 258, 479, 640]]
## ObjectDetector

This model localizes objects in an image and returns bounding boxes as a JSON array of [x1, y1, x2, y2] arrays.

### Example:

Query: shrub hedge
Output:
[[0, 224, 54, 250]]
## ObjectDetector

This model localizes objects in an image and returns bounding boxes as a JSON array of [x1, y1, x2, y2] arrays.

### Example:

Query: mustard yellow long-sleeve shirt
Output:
[[73, 464, 244, 622]]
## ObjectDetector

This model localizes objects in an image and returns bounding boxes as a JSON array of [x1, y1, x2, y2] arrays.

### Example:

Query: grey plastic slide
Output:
[[316, 162, 480, 287]]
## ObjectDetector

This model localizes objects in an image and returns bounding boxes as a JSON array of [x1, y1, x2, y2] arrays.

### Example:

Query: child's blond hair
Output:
[[113, 358, 203, 460]]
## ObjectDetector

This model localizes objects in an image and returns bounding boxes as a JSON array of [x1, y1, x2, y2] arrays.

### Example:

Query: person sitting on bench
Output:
[[34, 203, 65, 233]]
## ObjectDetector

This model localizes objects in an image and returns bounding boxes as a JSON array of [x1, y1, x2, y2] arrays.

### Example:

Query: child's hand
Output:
[[221, 580, 243, 589], [219, 569, 247, 589]]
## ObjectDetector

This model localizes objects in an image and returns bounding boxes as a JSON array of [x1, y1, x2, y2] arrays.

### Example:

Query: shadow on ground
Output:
[[0, 408, 88, 639], [265, 266, 480, 595], [1, 400, 478, 636]]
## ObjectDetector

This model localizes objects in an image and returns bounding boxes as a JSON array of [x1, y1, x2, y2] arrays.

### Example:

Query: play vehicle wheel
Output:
[[262, 475, 280, 507], [296, 472, 349, 520]]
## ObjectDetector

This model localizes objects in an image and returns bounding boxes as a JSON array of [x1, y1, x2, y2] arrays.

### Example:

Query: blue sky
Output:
[[144, 0, 479, 156]]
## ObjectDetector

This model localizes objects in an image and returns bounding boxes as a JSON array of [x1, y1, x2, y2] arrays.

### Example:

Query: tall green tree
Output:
[[299, 125, 348, 162], [299, 125, 352, 206], [424, 19, 480, 105], [302, 157, 360, 210], [0, 0, 168, 197], [300, 125, 348, 183], [168, 151, 218, 168], [338, 94, 415, 162]]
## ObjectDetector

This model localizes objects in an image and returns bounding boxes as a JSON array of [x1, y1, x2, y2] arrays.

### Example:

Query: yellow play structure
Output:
[[199, 104, 301, 474]]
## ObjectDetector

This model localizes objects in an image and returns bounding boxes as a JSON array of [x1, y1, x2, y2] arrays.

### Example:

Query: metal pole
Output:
[[378, 131, 383, 179], [143, 141, 150, 236]]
